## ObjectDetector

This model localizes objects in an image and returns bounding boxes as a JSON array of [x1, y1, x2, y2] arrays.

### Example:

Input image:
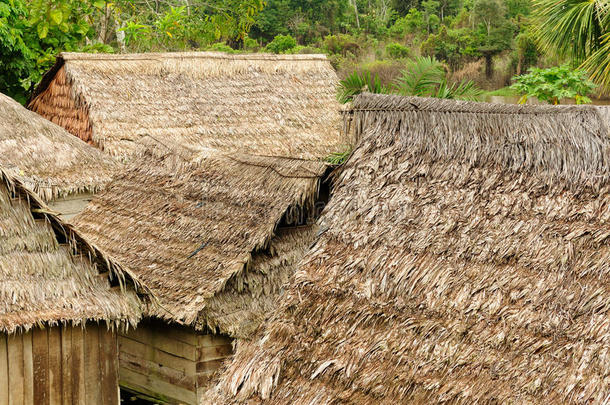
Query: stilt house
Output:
[[0, 168, 143, 405], [0, 93, 118, 220], [209, 95, 610, 404]]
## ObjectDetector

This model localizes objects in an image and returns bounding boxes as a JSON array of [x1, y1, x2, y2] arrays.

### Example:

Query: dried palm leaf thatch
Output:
[[0, 168, 144, 334], [73, 147, 327, 336], [0, 92, 119, 202], [207, 95, 610, 404], [29, 52, 345, 160], [198, 226, 318, 339]]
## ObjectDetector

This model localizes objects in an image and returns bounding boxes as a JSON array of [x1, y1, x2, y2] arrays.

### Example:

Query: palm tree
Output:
[[534, 0, 610, 90], [337, 57, 481, 103]]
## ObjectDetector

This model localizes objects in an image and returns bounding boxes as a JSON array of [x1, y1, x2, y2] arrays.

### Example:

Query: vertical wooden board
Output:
[[71, 328, 85, 405], [47, 328, 62, 405], [84, 325, 101, 405], [99, 328, 119, 405], [0, 334, 9, 405], [32, 328, 49, 405], [22, 332, 34, 405], [60, 327, 72, 405], [7, 333, 24, 405]]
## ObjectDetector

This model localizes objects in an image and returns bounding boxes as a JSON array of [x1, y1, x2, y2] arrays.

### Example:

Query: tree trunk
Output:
[[350, 0, 360, 29], [485, 53, 493, 79], [115, 18, 126, 52]]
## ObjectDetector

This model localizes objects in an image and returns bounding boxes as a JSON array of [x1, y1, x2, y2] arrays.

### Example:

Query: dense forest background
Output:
[[1, 0, 609, 104]]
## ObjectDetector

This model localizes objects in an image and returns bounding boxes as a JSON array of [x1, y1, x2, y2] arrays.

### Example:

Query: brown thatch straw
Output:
[[73, 146, 327, 337], [207, 95, 610, 404], [0, 168, 144, 334], [29, 52, 344, 160], [0, 92, 119, 201]]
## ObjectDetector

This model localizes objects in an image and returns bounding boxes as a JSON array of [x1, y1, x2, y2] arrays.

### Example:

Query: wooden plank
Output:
[[196, 359, 225, 375], [84, 325, 101, 405], [197, 344, 233, 362], [22, 331, 34, 405], [119, 336, 196, 375], [0, 334, 9, 405], [123, 327, 197, 361], [120, 351, 196, 390], [99, 328, 119, 405], [48, 327, 62, 405], [121, 323, 199, 347], [71, 328, 86, 405], [7, 333, 25, 405], [60, 326, 72, 405], [32, 328, 49, 405], [120, 367, 197, 405]]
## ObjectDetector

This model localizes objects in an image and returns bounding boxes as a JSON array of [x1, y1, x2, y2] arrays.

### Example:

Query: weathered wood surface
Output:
[[47, 192, 94, 222], [119, 320, 233, 405], [0, 324, 120, 405]]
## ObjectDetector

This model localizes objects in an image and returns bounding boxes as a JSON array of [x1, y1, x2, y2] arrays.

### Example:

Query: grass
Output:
[[483, 86, 519, 97]]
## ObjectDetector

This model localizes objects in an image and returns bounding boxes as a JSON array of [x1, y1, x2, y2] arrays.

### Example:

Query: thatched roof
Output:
[[0, 168, 143, 334], [0, 92, 118, 201], [29, 52, 344, 160], [73, 147, 326, 337], [208, 95, 610, 404]]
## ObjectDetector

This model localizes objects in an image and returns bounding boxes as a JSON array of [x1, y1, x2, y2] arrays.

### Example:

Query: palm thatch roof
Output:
[[208, 95, 610, 404], [73, 147, 326, 337], [0, 168, 144, 334], [29, 52, 344, 160], [0, 92, 118, 201]]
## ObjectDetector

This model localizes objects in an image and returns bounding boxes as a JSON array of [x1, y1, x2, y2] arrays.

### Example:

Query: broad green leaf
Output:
[[37, 21, 48, 38], [94, 1, 106, 9], [49, 8, 62, 25]]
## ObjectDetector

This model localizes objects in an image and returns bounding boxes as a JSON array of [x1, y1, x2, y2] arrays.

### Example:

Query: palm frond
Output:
[[393, 56, 445, 97], [337, 71, 387, 103], [533, 0, 609, 61]]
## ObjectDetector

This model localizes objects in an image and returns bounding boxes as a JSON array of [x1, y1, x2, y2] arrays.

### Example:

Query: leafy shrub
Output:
[[511, 65, 596, 104], [321, 34, 361, 56], [389, 9, 424, 38], [243, 37, 260, 51], [266, 34, 297, 54], [208, 42, 234, 53], [386, 42, 410, 59]]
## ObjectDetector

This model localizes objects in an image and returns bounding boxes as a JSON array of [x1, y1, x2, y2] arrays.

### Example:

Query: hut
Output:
[[208, 95, 610, 404], [0, 92, 118, 220], [72, 146, 332, 404], [0, 167, 143, 404], [28, 52, 343, 160]]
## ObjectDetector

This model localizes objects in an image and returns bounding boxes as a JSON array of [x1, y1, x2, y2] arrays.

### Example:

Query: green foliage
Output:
[[209, 42, 235, 52], [243, 36, 260, 51], [265, 33, 296, 53], [385, 42, 410, 58], [534, 0, 607, 62], [389, 9, 425, 38], [394, 56, 482, 100], [322, 34, 361, 56], [326, 145, 353, 165], [510, 65, 597, 104], [534, 0, 609, 91], [0, 0, 34, 102], [337, 70, 387, 103]]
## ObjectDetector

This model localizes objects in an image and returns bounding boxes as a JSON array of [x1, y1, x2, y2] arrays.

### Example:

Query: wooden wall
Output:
[[0, 323, 120, 405], [47, 192, 94, 222], [118, 319, 233, 404]]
